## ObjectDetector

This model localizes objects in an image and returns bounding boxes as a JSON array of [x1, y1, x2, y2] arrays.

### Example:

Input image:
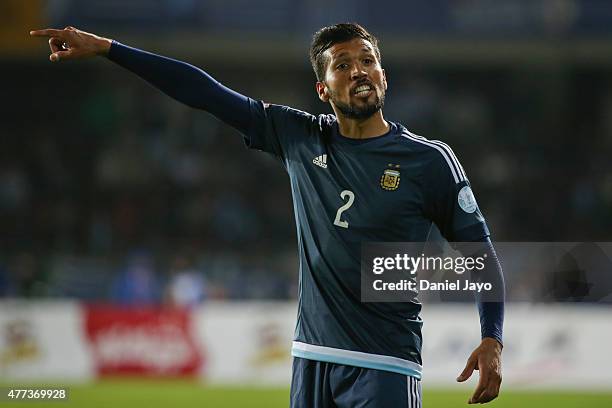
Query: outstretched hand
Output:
[[29, 26, 112, 62], [456, 337, 502, 404]]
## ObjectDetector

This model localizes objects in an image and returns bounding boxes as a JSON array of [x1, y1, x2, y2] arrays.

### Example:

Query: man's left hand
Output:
[[456, 337, 502, 404]]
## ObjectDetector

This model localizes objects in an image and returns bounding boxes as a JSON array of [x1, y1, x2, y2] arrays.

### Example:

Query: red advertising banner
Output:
[[84, 305, 203, 377]]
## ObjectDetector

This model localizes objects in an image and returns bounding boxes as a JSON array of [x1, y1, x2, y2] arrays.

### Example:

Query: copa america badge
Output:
[[458, 186, 477, 213]]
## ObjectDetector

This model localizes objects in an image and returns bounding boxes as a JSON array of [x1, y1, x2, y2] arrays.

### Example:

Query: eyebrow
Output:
[[331, 48, 374, 61]]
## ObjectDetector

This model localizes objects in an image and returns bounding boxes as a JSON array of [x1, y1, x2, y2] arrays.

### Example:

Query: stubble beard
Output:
[[329, 87, 385, 120]]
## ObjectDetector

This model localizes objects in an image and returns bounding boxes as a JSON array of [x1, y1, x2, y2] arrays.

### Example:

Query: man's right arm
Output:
[[30, 27, 252, 134]]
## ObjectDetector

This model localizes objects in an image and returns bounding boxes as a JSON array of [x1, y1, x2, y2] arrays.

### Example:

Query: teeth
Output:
[[354, 85, 371, 94]]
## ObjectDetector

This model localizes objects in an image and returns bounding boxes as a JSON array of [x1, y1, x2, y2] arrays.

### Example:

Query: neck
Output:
[[335, 110, 389, 139]]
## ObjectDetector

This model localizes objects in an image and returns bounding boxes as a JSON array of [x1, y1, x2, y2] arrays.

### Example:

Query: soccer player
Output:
[[30, 24, 504, 406]]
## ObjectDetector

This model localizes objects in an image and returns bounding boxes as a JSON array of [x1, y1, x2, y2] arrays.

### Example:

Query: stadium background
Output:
[[1, 0, 612, 407]]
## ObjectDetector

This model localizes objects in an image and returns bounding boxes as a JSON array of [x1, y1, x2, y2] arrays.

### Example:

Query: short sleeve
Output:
[[423, 147, 490, 242], [243, 100, 320, 161]]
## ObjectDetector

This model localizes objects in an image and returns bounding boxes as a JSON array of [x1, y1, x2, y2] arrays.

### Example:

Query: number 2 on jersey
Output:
[[333, 190, 355, 228]]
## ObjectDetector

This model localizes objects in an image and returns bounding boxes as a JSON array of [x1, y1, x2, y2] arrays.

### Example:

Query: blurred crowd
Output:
[[1, 55, 611, 302]]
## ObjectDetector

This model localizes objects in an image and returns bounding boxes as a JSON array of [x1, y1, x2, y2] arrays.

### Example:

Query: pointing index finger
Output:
[[29, 29, 66, 38]]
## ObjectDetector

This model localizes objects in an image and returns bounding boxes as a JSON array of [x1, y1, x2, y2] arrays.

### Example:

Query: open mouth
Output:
[[353, 84, 373, 97]]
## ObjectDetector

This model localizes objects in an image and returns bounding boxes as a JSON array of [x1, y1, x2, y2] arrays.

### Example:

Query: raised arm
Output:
[[29, 27, 252, 133]]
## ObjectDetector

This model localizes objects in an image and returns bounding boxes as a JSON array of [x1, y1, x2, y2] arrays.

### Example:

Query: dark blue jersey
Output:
[[245, 102, 490, 378]]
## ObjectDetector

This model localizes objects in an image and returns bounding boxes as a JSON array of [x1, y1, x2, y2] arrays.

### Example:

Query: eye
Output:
[[363, 58, 373, 65], [336, 63, 349, 70]]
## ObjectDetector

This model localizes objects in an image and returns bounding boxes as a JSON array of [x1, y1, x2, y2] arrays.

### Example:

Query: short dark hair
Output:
[[309, 23, 381, 82]]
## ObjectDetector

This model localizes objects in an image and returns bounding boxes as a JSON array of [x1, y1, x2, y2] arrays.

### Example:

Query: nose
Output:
[[350, 63, 367, 80]]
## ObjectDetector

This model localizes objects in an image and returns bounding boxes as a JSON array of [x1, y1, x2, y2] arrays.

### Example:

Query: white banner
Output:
[[421, 304, 612, 389], [0, 300, 610, 390], [194, 302, 296, 385], [0, 301, 93, 381], [195, 302, 612, 390]]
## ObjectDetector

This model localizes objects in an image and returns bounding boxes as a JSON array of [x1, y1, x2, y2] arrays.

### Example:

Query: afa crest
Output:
[[380, 164, 400, 191]]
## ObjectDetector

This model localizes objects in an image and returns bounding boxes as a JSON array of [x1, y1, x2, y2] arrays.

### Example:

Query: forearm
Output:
[[479, 298, 504, 346], [107, 41, 252, 132], [473, 238, 505, 346]]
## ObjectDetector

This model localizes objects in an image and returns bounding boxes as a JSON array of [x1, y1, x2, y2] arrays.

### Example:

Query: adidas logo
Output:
[[312, 154, 328, 169]]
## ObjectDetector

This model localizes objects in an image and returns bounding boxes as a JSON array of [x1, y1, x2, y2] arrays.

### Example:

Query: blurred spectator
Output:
[[0, 164, 29, 212], [4, 253, 46, 298], [0, 263, 15, 297], [110, 251, 161, 305], [164, 255, 207, 307]]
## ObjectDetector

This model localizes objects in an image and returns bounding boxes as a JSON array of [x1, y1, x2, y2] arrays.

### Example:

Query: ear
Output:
[[382, 68, 388, 91], [316, 81, 329, 102]]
